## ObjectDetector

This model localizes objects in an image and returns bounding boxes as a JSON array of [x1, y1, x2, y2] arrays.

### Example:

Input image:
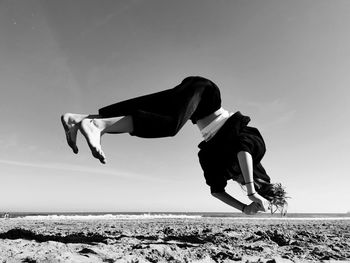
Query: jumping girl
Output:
[[61, 76, 287, 215]]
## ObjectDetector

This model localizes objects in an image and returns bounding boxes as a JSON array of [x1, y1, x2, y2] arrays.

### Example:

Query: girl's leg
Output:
[[98, 76, 221, 138], [78, 116, 134, 164], [95, 115, 134, 135], [61, 113, 99, 154], [62, 76, 222, 162], [62, 113, 133, 163]]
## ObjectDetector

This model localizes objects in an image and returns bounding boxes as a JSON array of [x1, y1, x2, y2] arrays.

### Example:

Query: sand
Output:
[[0, 217, 349, 263]]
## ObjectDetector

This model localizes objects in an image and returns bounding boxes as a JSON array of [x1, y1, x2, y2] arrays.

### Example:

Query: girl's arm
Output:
[[237, 151, 269, 211], [237, 151, 255, 194]]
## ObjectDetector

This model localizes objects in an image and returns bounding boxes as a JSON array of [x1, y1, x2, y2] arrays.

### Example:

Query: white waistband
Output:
[[200, 108, 233, 141]]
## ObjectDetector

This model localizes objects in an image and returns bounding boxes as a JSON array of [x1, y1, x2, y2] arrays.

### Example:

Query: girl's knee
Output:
[[181, 76, 209, 85], [180, 76, 215, 94]]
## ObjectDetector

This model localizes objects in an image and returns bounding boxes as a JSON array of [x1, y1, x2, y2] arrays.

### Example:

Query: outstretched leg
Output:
[[62, 113, 134, 163], [61, 113, 90, 154], [79, 115, 133, 164], [98, 76, 221, 138], [62, 76, 222, 163]]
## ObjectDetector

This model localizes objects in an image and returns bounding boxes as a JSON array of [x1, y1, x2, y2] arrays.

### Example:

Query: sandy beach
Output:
[[0, 217, 349, 263]]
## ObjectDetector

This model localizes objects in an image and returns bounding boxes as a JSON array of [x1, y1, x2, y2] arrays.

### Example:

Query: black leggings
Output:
[[98, 76, 222, 138]]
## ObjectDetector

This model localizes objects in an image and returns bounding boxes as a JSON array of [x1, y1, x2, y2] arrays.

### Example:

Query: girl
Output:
[[61, 76, 287, 215]]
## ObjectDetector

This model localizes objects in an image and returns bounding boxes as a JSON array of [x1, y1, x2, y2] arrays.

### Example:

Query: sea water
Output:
[[2, 212, 350, 221]]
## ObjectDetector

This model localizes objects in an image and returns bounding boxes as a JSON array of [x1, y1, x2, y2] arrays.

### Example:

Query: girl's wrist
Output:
[[245, 182, 255, 193]]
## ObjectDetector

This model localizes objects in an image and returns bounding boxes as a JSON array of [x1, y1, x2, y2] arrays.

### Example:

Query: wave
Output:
[[17, 213, 203, 220], [228, 217, 350, 221], [13, 215, 350, 221], [4, 212, 350, 221]]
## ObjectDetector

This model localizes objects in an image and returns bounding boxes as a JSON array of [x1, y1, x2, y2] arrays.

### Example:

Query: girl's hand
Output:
[[243, 202, 260, 215], [248, 193, 269, 212]]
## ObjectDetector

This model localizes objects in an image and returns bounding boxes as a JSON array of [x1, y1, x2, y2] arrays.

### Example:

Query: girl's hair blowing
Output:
[[257, 182, 289, 215]]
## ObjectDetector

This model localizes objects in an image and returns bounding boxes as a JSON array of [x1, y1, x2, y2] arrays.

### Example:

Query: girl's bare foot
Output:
[[79, 119, 106, 164], [61, 113, 87, 154]]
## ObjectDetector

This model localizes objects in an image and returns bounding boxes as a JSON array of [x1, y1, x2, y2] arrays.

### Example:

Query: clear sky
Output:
[[1, 0, 349, 213]]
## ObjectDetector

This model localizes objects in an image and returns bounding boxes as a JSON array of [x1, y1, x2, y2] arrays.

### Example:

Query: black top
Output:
[[197, 111, 271, 193]]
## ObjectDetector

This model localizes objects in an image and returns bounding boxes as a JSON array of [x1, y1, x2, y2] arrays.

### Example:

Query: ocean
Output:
[[2, 212, 350, 220]]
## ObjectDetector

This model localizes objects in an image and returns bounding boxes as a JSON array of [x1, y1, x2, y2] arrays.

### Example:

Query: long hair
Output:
[[256, 181, 289, 215], [247, 163, 289, 215]]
